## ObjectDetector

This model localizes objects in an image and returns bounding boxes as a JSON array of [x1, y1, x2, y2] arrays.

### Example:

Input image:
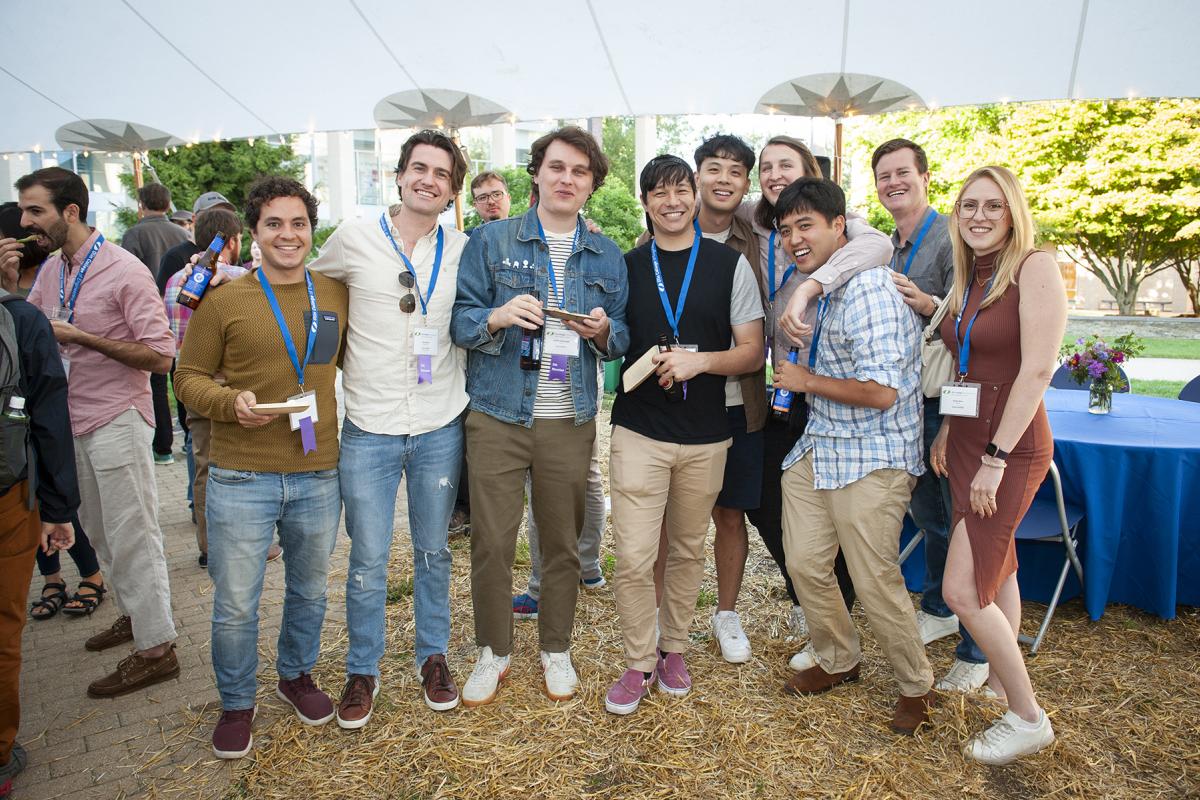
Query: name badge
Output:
[[287, 390, 318, 430], [545, 328, 581, 357], [413, 327, 439, 356], [675, 344, 699, 353], [940, 382, 980, 417]]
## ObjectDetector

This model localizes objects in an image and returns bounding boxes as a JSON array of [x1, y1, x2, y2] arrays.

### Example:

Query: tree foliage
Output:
[[845, 99, 1200, 315]]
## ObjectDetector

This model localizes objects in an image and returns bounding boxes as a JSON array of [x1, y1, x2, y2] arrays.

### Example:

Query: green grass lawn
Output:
[[1063, 336, 1200, 360], [1130, 379, 1187, 399]]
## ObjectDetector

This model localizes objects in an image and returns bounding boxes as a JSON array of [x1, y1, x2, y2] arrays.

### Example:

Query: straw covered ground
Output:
[[136, 425, 1200, 800]]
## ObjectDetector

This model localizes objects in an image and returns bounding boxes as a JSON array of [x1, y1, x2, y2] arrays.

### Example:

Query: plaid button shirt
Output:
[[782, 266, 925, 489]]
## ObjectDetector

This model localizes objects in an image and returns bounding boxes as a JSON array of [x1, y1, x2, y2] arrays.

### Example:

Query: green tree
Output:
[[601, 116, 636, 193], [1170, 220, 1200, 316], [584, 182, 643, 251]]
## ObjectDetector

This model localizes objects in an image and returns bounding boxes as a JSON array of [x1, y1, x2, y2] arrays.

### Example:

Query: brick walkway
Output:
[[13, 440, 369, 800]]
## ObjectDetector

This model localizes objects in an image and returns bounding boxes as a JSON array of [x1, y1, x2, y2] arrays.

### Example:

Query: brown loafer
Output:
[[783, 661, 861, 696], [891, 689, 938, 735], [85, 615, 133, 652], [87, 645, 180, 698]]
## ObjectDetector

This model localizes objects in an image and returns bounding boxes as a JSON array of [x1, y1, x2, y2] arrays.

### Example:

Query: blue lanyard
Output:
[[58, 234, 105, 323], [891, 209, 938, 276], [650, 219, 702, 342], [807, 296, 830, 369], [257, 267, 319, 390], [767, 230, 795, 303], [535, 211, 582, 308], [954, 268, 995, 379], [380, 214, 443, 318]]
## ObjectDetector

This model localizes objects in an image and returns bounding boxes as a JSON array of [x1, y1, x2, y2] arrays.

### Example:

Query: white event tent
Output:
[[2, 0, 1198, 155]]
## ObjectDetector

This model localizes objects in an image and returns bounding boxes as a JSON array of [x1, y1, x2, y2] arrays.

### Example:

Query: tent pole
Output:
[[833, 120, 843, 186], [451, 128, 464, 231], [132, 153, 144, 189]]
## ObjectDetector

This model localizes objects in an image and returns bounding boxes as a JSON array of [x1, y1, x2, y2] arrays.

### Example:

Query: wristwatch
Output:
[[985, 442, 1009, 460]]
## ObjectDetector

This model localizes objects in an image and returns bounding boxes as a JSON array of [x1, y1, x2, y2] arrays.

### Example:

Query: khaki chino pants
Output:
[[781, 452, 932, 697], [610, 426, 729, 672], [465, 411, 595, 656]]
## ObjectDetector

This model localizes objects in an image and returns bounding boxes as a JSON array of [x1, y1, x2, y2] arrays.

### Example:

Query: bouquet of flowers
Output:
[[1058, 333, 1143, 412]]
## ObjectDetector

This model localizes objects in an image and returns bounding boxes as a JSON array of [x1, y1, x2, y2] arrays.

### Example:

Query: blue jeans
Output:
[[911, 400, 986, 665], [340, 416, 462, 673], [207, 467, 342, 710]]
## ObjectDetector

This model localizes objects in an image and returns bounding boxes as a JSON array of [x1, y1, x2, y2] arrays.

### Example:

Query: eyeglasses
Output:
[[955, 199, 1008, 220], [473, 190, 506, 204], [398, 271, 416, 313]]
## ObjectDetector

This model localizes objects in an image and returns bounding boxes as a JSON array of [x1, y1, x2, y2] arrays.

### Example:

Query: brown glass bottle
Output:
[[176, 233, 226, 310], [657, 334, 684, 402], [520, 290, 543, 370]]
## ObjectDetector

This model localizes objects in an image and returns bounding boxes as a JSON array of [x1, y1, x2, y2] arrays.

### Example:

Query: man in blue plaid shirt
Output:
[[770, 178, 934, 735]]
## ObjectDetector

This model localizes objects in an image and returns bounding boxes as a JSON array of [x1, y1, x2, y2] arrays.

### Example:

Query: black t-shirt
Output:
[[157, 240, 203, 297], [611, 238, 739, 444]]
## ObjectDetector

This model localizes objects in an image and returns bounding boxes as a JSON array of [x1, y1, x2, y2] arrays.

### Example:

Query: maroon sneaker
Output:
[[420, 654, 460, 712], [336, 674, 379, 730], [212, 707, 255, 759], [276, 673, 335, 725]]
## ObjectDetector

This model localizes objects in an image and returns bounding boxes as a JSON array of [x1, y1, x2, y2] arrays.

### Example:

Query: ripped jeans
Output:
[[340, 416, 463, 673]]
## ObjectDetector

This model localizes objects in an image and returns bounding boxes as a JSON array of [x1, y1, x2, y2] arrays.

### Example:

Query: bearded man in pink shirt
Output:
[[18, 167, 181, 696]]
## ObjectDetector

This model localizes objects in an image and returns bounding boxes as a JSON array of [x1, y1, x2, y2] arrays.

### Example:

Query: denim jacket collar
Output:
[[515, 205, 602, 254]]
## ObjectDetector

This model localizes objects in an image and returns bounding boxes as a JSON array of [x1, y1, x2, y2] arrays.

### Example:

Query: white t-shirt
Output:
[[533, 229, 576, 419]]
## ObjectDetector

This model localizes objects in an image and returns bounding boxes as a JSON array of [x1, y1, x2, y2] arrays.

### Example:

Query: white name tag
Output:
[[940, 382, 981, 417], [413, 327, 439, 356], [545, 328, 581, 357], [675, 343, 699, 353], [288, 390, 318, 430]]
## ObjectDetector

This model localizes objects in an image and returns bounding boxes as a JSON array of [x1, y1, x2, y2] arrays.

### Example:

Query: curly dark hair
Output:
[[244, 176, 319, 232]]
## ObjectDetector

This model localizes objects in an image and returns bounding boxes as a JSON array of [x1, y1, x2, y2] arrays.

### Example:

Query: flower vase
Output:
[[1088, 382, 1113, 414]]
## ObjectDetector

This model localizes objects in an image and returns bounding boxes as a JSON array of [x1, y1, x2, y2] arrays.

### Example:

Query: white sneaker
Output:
[[936, 659, 990, 693], [787, 642, 816, 672], [462, 646, 511, 708], [916, 610, 959, 644], [964, 709, 1055, 765], [541, 650, 578, 701], [711, 611, 752, 663], [787, 605, 808, 641]]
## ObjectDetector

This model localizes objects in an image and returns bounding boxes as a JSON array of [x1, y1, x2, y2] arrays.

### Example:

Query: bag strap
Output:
[[923, 294, 953, 342]]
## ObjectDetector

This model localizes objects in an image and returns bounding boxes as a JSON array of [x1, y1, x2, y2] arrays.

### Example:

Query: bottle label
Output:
[[181, 269, 212, 297], [772, 387, 794, 413]]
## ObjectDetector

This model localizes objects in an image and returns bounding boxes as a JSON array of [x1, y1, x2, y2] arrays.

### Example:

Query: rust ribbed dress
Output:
[[939, 250, 1053, 607]]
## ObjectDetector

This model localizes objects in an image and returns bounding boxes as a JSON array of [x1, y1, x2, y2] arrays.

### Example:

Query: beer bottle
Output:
[[771, 346, 801, 418], [177, 233, 226, 310], [520, 290, 543, 371], [657, 334, 684, 403]]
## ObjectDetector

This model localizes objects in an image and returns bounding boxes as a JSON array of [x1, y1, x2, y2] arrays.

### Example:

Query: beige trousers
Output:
[[610, 425, 729, 672], [781, 451, 932, 697]]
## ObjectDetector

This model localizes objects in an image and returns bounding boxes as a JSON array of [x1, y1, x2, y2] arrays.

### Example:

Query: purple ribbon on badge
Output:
[[299, 417, 316, 454], [682, 380, 688, 400], [418, 354, 433, 384], [549, 353, 569, 381]]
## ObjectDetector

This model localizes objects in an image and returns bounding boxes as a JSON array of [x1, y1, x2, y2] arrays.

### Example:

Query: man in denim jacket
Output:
[[451, 126, 628, 707]]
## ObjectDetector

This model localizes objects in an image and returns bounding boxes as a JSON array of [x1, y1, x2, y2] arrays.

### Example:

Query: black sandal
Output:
[[30, 582, 68, 621], [62, 580, 107, 617]]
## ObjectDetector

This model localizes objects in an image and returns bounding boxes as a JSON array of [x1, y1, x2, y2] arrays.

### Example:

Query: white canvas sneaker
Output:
[[964, 709, 1055, 765], [916, 610, 960, 644], [711, 611, 752, 663], [936, 659, 991, 693], [787, 642, 817, 672], [462, 646, 511, 708], [541, 650, 578, 701]]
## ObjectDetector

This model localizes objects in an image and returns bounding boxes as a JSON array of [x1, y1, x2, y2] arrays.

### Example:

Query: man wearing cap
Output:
[[170, 210, 194, 236]]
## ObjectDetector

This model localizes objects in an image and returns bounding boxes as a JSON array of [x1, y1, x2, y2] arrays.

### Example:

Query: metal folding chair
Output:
[[1014, 461, 1085, 654]]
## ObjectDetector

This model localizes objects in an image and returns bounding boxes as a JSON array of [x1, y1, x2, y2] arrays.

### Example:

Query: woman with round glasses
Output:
[[930, 166, 1066, 764]]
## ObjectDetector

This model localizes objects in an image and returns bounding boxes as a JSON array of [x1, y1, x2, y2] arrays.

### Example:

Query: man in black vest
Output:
[[604, 156, 763, 715]]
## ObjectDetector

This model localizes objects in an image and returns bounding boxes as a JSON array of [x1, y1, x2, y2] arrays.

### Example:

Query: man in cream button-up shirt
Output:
[[309, 130, 469, 727]]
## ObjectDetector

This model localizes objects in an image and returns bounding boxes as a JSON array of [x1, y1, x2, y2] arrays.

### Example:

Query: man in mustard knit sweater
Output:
[[175, 177, 348, 760]]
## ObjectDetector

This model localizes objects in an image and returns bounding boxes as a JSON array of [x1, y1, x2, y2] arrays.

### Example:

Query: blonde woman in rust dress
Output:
[[930, 166, 1066, 764]]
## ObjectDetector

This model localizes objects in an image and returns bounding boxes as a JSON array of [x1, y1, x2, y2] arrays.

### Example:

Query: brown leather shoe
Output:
[[891, 689, 937, 735], [421, 654, 460, 712], [85, 615, 133, 652], [783, 662, 861, 696], [336, 674, 379, 730], [88, 645, 180, 698]]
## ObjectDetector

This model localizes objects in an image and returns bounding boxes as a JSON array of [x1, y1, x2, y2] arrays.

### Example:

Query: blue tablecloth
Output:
[[1042, 390, 1200, 619], [901, 391, 1200, 620]]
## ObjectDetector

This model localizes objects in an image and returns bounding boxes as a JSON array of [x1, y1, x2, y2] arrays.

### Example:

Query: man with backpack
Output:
[[0, 227, 80, 798]]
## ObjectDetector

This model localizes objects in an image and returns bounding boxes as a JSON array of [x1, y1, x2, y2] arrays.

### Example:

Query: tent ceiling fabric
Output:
[[2, 0, 1197, 154], [756, 74, 923, 119], [54, 119, 186, 153], [374, 90, 511, 130]]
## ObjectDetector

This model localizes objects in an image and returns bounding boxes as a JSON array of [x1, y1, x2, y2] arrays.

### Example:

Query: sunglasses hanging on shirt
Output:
[[398, 271, 417, 313]]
